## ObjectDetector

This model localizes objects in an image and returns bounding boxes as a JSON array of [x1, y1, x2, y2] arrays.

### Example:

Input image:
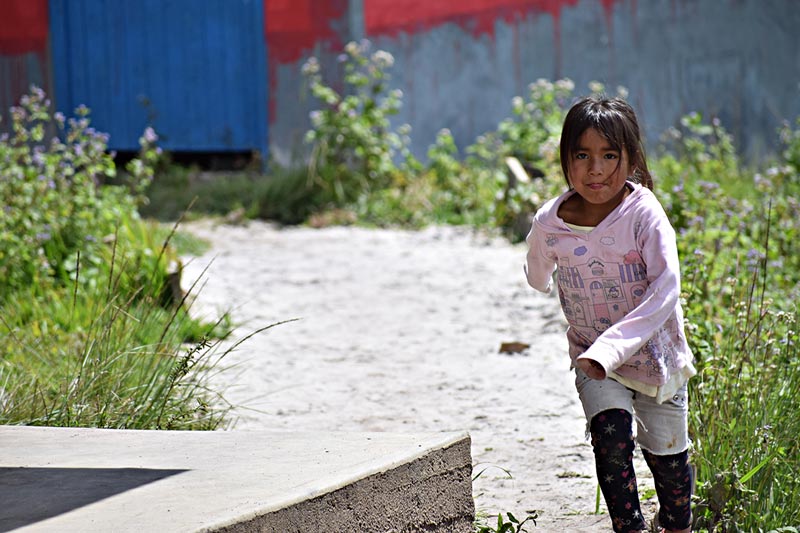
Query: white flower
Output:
[[372, 50, 394, 68]]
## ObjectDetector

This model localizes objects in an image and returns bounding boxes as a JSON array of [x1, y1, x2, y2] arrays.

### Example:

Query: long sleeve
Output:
[[576, 208, 681, 378], [524, 220, 557, 293]]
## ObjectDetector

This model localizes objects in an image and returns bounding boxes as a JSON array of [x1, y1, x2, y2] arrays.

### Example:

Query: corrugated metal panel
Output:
[[49, 0, 268, 154], [0, 0, 52, 123]]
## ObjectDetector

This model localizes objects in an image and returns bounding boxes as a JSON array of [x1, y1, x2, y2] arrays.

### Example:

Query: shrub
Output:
[[302, 40, 411, 209], [0, 86, 158, 298]]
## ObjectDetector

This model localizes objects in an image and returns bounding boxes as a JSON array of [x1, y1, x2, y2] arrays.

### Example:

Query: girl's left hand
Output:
[[577, 358, 606, 380]]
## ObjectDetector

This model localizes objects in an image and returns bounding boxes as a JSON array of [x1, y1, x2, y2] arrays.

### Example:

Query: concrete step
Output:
[[0, 426, 474, 532]]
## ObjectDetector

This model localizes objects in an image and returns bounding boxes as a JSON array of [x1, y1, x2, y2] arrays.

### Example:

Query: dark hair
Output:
[[559, 96, 653, 190]]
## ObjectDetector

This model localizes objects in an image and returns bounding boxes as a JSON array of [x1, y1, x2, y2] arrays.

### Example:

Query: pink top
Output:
[[525, 182, 694, 387]]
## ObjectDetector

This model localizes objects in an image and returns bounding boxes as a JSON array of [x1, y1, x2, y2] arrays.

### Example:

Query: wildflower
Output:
[[555, 78, 575, 92], [54, 111, 65, 124], [588, 80, 605, 94], [309, 110, 322, 125], [142, 127, 158, 144], [301, 57, 320, 76], [371, 50, 394, 68], [76, 104, 89, 116], [698, 180, 720, 193], [344, 41, 359, 55]]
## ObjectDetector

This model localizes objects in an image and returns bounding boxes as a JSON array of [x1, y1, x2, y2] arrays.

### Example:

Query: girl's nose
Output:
[[589, 158, 603, 175]]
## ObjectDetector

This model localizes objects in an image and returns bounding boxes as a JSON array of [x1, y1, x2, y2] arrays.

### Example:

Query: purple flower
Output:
[[142, 127, 158, 143]]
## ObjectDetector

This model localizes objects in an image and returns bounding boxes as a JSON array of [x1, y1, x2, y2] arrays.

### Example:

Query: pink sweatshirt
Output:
[[525, 182, 694, 386]]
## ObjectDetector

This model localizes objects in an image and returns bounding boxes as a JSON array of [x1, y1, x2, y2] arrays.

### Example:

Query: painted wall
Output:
[[0, 0, 52, 122], [267, 0, 800, 163], [2, 0, 798, 162]]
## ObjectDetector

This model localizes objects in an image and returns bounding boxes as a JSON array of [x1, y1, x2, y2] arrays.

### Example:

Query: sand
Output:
[[180, 219, 658, 531]]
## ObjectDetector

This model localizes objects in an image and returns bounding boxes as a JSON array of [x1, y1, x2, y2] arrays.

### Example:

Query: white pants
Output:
[[575, 369, 690, 455]]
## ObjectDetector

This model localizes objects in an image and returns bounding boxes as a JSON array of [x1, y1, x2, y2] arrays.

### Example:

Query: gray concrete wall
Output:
[[268, 0, 800, 164], [215, 438, 474, 533]]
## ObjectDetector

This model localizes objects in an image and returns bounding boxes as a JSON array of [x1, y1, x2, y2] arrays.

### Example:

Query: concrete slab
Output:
[[0, 426, 474, 532]]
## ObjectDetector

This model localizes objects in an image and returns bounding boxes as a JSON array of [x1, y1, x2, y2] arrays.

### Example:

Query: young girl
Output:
[[525, 96, 696, 533]]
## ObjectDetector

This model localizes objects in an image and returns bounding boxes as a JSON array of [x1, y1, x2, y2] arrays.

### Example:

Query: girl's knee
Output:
[[590, 409, 634, 443]]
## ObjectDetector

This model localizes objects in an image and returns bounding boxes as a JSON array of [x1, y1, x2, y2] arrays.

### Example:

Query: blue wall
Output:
[[48, 0, 268, 154]]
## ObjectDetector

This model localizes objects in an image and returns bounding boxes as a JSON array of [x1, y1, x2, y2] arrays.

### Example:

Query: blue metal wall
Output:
[[48, 0, 268, 154]]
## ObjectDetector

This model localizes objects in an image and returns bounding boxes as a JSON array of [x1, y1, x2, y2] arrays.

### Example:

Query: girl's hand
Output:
[[577, 358, 606, 380]]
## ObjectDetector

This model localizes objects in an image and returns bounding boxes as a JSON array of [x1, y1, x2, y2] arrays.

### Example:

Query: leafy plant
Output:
[[0, 86, 159, 298], [302, 40, 411, 208], [0, 87, 246, 430], [475, 512, 537, 533]]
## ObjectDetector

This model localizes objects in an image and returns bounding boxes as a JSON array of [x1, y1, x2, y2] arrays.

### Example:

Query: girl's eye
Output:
[[575, 153, 588, 160], [604, 153, 619, 160]]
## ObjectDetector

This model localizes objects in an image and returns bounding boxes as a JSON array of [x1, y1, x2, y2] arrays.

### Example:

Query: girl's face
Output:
[[568, 127, 632, 211]]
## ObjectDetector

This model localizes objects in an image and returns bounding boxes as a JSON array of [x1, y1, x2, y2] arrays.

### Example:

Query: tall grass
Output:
[[0, 217, 231, 429], [0, 87, 249, 430]]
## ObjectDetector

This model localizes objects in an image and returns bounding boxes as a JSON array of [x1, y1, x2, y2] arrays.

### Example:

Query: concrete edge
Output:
[[199, 430, 472, 531]]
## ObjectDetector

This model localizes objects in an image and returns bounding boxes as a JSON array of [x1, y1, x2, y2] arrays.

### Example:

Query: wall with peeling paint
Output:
[[0, 0, 53, 119], [267, 0, 800, 164], [2, 0, 798, 163]]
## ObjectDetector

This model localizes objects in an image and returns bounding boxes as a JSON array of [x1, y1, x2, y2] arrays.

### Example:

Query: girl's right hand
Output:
[[576, 358, 606, 380]]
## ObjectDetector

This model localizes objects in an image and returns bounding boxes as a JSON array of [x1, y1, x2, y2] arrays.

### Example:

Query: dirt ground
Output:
[[181, 219, 659, 532]]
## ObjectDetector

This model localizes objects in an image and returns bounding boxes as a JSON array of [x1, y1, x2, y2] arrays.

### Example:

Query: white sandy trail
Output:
[[181, 219, 655, 531]]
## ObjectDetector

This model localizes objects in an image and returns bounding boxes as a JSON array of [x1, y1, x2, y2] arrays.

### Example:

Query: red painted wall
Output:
[[363, 0, 585, 38], [264, 0, 348, 63], [0, 0, 48, 55]]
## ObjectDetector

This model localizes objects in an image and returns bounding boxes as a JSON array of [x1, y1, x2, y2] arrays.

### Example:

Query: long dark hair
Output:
[[559, 96, 653, 190]]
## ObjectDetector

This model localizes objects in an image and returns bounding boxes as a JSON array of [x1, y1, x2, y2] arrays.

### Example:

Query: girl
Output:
[[525, 96, 696, 533]]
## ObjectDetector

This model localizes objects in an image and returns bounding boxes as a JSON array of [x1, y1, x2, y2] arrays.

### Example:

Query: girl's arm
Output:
[[524, 221, 557, 293], [576, 209, 681, 379]]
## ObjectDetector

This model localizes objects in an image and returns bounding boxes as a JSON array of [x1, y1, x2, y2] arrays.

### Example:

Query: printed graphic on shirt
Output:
[[551, 239, 679, 378], [556, 248, 648, 332]]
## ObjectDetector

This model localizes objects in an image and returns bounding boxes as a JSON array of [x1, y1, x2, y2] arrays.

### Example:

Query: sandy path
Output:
[[180, 220, 655, 531]]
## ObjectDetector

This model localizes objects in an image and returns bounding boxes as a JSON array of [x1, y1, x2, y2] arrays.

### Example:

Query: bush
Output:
[[302, 40, 412, 209], [0, 86, 158, 298], [0, 87, 236, 430]]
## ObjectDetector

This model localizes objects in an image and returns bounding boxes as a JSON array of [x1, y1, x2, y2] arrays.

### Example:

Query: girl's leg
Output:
[[642, 448, 693, 532], [590, 408, 648, 533]]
